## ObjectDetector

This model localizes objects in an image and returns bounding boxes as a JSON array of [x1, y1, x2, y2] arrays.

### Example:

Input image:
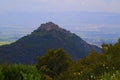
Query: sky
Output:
[[0, 0, 120, 13], [0, 0, 120, 34]]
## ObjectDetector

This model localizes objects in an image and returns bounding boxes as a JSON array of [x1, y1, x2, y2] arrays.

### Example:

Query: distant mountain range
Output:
[[0, 22, 101, 64]]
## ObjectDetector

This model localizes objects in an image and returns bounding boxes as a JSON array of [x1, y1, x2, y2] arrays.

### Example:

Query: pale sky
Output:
[[0, 0, 120, 13]]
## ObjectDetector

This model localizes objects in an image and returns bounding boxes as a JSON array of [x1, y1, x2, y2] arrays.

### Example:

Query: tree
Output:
[[36, 48, 71, 80]]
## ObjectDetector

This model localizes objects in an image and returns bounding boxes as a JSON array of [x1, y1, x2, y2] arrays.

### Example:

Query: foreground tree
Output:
[[36, 48, 71, 80]]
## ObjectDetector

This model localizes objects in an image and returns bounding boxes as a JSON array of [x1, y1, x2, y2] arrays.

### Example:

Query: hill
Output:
[[0, 22, 101, 64]]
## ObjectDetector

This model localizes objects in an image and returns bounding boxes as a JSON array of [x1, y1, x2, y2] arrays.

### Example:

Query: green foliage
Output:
[[36, 48, 71, 80], [0, 66, 4, 80], [20, 65, 41, 80], [0, 64, 41, 80], [100, 71, 120, 80]]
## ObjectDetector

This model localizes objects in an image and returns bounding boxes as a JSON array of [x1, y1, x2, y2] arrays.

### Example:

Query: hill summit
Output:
[[0, 22, 101, 64], [35, 22, 60, 31], [34, 22, 71, 35]]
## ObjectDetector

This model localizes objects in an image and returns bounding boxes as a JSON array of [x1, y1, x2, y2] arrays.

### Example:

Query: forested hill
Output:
[[0, 22, 101, 64]]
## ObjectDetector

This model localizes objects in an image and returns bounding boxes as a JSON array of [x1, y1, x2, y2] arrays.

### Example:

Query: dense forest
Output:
[[0, 39, 120, 80], [0, 22, 101, 64]]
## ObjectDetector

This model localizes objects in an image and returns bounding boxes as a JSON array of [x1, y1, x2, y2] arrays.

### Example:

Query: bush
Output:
[[100, 71, 120, 80], [0, 64, 41, 80]]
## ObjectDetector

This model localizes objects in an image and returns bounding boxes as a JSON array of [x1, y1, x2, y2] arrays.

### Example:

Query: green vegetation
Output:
[[36, 48, 71, 80], [58, 39, 120, 80], [0, 64, 41, 80], [0, 41, 13, 45], [0, 39, 120, 80], [99, 71, 120, 80], [35, 39, 120, 80]]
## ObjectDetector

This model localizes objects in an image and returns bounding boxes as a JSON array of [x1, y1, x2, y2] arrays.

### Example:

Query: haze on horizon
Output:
[[0, 0, 120, 42]]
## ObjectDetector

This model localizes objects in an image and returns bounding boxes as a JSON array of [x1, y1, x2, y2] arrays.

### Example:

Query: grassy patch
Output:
[[0, 41, 14, 45]]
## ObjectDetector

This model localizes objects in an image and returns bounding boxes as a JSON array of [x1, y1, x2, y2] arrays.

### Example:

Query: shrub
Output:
[[0, 64, 41, 80]]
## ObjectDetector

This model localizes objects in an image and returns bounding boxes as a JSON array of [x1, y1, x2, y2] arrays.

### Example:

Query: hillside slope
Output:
[[0, 22, 101, 64]]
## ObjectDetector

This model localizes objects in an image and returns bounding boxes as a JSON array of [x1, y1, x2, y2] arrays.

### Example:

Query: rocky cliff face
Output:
[[0, 22, 101, 64]]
